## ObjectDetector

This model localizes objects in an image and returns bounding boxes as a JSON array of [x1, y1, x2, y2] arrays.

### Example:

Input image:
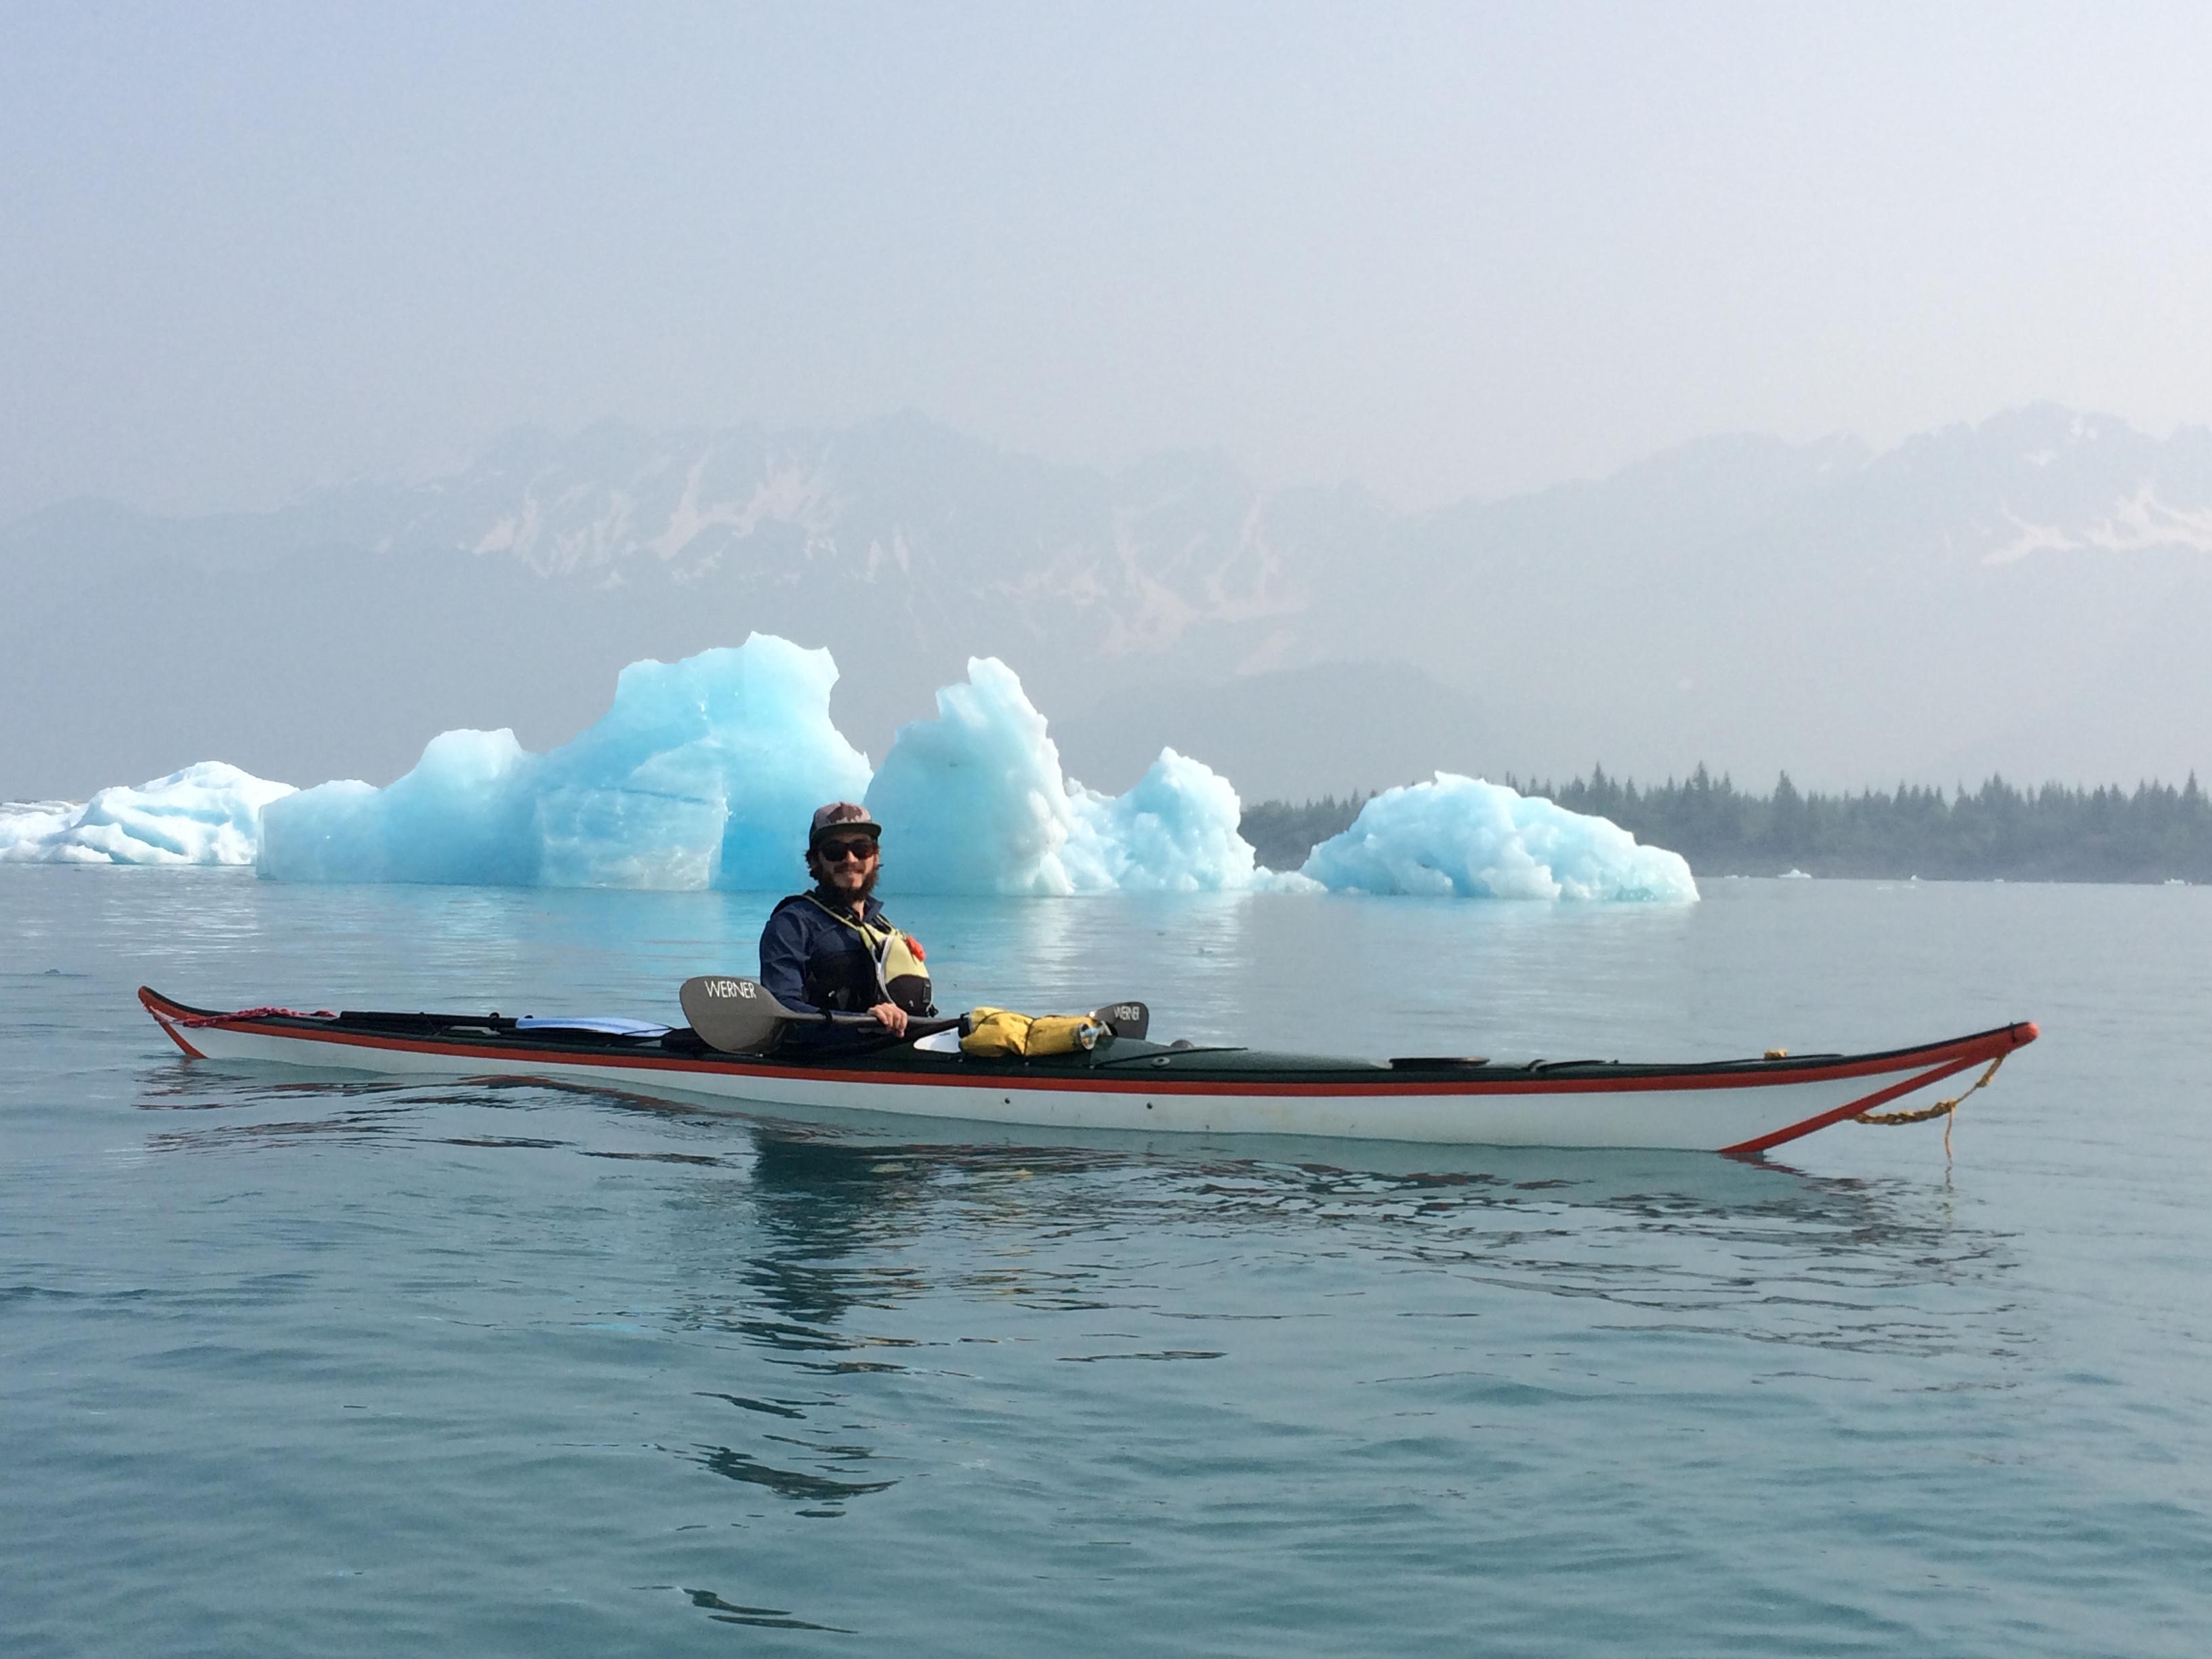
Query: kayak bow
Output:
[[138, 986, 2038, 1155]]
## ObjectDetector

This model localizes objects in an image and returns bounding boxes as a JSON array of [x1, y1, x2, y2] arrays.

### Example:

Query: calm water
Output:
[[2, 868, 2208, 1656]]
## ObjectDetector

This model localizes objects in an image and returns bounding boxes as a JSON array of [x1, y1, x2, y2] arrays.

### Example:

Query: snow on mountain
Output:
[[3, 405, 2209, 800], [1985, 484, 2212, 566]]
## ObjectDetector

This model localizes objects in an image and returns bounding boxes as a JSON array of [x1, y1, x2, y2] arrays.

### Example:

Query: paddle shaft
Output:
[[815, 1010, 963, 1038]]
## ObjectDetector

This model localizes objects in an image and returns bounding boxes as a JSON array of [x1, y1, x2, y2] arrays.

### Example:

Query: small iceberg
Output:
[[1300, 773, 1696, 902], [0, 763, 295, 865]]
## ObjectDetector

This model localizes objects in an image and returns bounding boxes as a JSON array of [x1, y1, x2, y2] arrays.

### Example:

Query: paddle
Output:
[[679, 976, 1149, 1054], [1090, 1000, 1149, 1039], [678, 975, 939, 1053]]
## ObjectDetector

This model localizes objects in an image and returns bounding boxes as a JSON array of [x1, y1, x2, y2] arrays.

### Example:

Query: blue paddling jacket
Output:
[[757, 890, 935, 1049]]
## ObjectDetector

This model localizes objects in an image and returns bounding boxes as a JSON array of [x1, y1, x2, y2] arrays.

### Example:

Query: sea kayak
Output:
[[139, 985, 2038, 1155]]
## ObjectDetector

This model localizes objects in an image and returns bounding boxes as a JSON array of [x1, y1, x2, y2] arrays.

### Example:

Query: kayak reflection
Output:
[[645, 1120, 2015, 1360]]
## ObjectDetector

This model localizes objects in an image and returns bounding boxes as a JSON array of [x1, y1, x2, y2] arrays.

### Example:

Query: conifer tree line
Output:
[[1241, 771, 2212, 882]]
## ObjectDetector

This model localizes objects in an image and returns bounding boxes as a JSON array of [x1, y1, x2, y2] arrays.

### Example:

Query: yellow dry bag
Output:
[[960, 1007, 1106, 1059]]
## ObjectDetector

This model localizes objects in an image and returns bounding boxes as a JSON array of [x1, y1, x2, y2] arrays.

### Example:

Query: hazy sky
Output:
[[5, 1, 2210, 521]]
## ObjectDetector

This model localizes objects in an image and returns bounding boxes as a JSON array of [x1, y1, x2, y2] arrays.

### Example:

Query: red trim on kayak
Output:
[[138, 986, 2036, 1105], [153, 1020, 207, 1059], [1721, 1019, 2038, 1153], [140, 987, 208, 1059], [1718, 1058, 1973, 1155]]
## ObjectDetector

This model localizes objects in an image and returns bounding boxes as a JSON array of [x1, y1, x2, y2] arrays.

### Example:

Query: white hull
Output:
[[143, 991, 2037, 1155]]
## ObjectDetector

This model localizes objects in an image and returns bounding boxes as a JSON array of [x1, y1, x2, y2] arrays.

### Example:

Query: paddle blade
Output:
[[1090, 1000, 1149, 1040], [680, 975, 803, 1054]]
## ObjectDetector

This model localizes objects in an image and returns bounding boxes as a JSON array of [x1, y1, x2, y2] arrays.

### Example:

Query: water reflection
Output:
[[646, 1123, 2018, 1359], [600, 1115, 2026, 1564], [680, 1441, 895, 1503], [664, 1586, 853, 1634], [140, 1104, 419, 1153], [133, 1067, 497, 1155]]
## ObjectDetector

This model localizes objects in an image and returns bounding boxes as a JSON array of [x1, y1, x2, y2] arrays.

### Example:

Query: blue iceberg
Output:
[[16, 635, 1694, 903], [863, 657, 1292, 895], [259, 637, 869, 888]]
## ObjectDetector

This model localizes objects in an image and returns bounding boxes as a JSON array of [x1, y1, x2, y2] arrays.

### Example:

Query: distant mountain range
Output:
[[5, 404, 2209, 800]]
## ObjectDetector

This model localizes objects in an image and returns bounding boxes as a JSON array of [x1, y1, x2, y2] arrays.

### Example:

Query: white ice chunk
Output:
[[1300, 773, 1698, 903], [0, 763, 296, 865]]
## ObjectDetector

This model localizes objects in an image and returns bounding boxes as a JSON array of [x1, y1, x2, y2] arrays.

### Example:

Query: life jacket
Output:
[[801, 892, 935, 1016]]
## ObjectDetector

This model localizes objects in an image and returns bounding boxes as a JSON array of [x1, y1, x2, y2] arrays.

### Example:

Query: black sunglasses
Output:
[[817, 838, 878, 863]]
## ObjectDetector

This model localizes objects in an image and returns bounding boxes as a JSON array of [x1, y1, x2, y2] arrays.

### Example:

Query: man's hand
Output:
[[868, 1001, 909, 1037]]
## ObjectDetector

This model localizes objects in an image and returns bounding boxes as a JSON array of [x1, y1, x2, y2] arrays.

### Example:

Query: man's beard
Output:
[[815, 863, 880, 903]]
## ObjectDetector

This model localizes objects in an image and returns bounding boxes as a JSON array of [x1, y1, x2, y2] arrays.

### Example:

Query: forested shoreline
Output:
[[1241, 770, 2212, 883]]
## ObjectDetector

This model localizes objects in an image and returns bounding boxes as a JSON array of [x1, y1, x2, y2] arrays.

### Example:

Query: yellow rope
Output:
[[1855, 1051, 2009, 1156]]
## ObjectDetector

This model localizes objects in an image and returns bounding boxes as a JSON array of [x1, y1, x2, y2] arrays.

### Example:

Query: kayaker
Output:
[[756, 802, 935, 1046]]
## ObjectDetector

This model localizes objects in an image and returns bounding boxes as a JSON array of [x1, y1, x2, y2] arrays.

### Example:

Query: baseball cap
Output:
[[808, 802, 883, 847]]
